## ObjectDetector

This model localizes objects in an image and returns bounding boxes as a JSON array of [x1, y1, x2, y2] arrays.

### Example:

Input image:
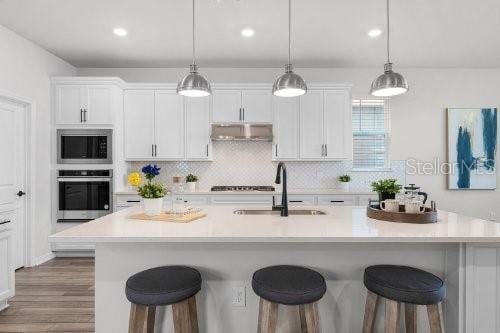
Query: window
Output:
[[352, 98, 390, 170]]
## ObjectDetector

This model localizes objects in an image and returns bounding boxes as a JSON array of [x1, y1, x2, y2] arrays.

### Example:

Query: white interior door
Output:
[[0, 98, 26, 270]]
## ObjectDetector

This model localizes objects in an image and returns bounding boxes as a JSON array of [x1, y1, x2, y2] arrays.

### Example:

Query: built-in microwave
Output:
[[57, 129, 112, 164]]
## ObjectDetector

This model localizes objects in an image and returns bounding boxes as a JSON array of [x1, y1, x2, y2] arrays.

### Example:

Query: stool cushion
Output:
[[364, 265, 445, 305], [126, 266, 201, 306], [252, 265, 326, 305]]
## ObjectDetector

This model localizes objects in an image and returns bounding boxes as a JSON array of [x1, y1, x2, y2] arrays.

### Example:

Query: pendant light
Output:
[[177, 0, 211, 97], [370, 0, 408, 97], [272, 0, 307, 97]]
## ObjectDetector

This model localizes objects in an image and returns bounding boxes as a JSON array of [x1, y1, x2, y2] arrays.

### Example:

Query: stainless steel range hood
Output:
[[211, 124, 273, 141]]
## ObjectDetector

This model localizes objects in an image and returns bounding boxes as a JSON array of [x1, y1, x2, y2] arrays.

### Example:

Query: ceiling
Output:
[[0, 0, 499, 68]]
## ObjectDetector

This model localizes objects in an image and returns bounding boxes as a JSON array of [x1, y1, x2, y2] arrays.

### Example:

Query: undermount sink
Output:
[[233, 209, 326, 215]]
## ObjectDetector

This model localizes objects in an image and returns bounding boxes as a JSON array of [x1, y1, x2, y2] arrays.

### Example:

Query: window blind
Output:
[[352, 99, 389, 169]]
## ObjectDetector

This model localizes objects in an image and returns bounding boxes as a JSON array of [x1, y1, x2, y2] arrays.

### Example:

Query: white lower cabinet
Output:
[[0, 226, 14, 310], [211, 195, 273, 205], [275, 195, 316, 206], [317, 195, 356, 206], [358, 194, 378, 206]]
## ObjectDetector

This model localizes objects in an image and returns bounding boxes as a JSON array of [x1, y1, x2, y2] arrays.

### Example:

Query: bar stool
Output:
[[362, 265, 446, 333], [125, 266, 201, 333], [252, 265, 327, 333]]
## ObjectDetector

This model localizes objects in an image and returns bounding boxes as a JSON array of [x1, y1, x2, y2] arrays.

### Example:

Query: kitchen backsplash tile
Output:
[[127, 141, 405, 191]]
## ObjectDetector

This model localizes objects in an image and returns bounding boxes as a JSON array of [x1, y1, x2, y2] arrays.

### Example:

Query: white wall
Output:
[[0, 25, 76, 262], [79, 67, 499, 220]]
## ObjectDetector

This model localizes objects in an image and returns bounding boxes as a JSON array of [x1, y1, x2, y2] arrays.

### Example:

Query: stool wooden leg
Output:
[[128, 304, 156, 333], [299, 302, 319, 333], [385, 299, 400, 333], [405, 303, 417, 333], [427, 303, 444, 333], [257, 298, 278, 333], [362, 290, 379, 333], [172, 296, 199, 333]]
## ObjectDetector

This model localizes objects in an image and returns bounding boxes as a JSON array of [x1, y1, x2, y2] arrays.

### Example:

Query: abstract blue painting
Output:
[[448, 108, 497, 189]]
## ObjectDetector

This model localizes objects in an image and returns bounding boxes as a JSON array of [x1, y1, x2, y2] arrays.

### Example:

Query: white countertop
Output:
[[49, 205, 500, 243], [114, 189, 374, 196]]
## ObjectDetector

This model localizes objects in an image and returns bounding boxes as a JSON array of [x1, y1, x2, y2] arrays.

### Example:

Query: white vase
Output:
[[186, 182, 197, 192], [142, 198, 163, 216], [339, 182, 350, 191]]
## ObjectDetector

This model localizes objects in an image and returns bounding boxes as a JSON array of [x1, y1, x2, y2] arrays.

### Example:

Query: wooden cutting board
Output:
[[128, 211, 207, 223]]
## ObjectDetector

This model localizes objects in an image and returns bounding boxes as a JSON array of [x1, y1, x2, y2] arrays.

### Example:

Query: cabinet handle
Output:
[[126, 200, 140, 203], [239, 108, 242, 121], [0, 220, 11, 225], [80, 109, 83, 122], [242, 108, 245, 121], [275, 144, 278, 157], [321, 144, 324, 156], [325, 144, 327, 156], [206, 144, 209, 157], [154, 144, 157, 157], [289, 200, 303, 203], [83, 109, 87, 122], [151, 144, 154, 157], [330, 200, 344, 203]]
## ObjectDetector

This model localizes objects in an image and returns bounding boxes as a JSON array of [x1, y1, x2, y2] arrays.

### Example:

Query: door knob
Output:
[[17, 190, 26, 197]]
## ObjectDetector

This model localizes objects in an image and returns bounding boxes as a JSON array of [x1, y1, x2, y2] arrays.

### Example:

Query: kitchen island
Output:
[[50, 205, 500, 333]]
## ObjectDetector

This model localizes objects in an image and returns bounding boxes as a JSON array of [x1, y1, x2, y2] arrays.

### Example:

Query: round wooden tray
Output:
[[366, 205, 438, 224]]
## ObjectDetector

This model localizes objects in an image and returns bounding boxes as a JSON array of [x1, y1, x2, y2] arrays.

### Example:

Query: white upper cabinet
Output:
[[212, 90, 241, 123], [185, 97, 211, 160], [298, 87, 352, 160], [323, 89, 352, 159], [154, 91, 184, 159], [212, 89, 272, 123], [124, 90, 155, 160], [54, 80, 120, 125], [123, 89, 210, 161], [241, 90, 272, 123], [273, 97, 300, 160], [300, 90, 325, 159]]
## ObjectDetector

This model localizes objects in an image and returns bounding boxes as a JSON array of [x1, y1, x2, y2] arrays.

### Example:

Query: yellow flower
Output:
[[127, 172, 142, 187]]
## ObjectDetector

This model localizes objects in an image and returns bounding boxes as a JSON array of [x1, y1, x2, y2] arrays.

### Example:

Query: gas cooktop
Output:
[[210, 186, 275, 192]]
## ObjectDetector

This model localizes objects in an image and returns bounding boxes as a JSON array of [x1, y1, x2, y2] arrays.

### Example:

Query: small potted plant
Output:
[[338, 174, 351, 191], [137, 164, 166, 216], [371, 178, 402, 202], [186, 174, 199, 192]]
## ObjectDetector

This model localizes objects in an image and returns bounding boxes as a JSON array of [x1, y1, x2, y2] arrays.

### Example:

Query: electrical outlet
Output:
[[489, 212, 497, 222], [232, 286, 246, 307]]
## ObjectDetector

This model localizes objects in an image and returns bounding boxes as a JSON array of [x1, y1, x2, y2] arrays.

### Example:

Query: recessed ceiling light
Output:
[[368, 28, 382, 37], [113, 27, 128, 37], [241, 27, 255, 38]]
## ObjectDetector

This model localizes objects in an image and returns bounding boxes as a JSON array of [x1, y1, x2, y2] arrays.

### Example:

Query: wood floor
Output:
[[0, 257, 95, 333]]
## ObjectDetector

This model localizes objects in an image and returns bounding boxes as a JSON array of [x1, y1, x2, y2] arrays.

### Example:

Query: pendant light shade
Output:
[[370, 63, 408, 97], [177, 0, 211, 97], [273, 0, 307, 97], [370, 0, 408, 97], [273, 64, 307, 97], [177, 64, 211, 97]]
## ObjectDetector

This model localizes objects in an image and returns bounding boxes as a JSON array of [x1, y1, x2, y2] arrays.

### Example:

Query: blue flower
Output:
[[142, 164, 161, 180]]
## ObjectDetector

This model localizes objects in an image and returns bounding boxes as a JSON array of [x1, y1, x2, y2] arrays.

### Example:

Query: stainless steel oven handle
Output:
[[57, 178, 112, 182]]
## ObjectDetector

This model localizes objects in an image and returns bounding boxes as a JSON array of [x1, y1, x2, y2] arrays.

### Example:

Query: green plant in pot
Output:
[[137, 164, 166, 216], [186, 174, 199, 192], [371, 178, 402, 202], [338, 174, 351, 191]]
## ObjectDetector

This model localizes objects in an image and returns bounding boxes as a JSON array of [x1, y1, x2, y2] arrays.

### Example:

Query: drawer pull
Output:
[[289, 200, 303, 203], [0, 220, 11, 225], [126, 200, 140, 203], [330, 200, 344, 203]]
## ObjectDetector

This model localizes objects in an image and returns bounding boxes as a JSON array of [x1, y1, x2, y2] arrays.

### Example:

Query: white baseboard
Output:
[[31, 252, 55, 267], [0, 300, 9, 312], [54, 251, 95, 257]]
